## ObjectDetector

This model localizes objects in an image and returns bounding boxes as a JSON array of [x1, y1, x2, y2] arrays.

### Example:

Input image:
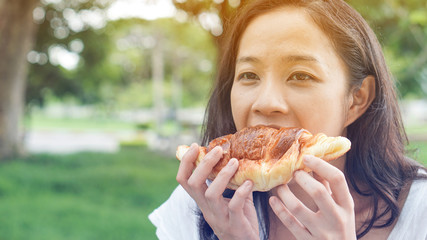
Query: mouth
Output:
[[252, 124, 282, 130]]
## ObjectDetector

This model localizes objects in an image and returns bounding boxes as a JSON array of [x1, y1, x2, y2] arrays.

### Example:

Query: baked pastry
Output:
[[176, 126, 351, 192]]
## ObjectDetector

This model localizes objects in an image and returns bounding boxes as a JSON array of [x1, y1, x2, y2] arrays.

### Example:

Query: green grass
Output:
[[0, 148, 179, 240], [408, 141, 427, 166], [406, 124, 427, 136]]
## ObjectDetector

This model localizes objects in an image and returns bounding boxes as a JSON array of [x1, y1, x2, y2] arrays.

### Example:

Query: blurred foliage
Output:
[[104, 18, 216, 109], [347, 0, 427, 98], [27, 0, 119, 106], [27, 0, 216, 110]]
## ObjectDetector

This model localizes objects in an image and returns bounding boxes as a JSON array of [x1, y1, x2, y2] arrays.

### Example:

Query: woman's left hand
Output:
[[269, 155, 356, 240]]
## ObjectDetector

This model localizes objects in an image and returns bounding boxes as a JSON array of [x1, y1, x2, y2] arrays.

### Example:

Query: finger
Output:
[[176, 143, 199, 185], [303, 155, 353, 208], [276, 184, 315, 229], [176, 143, 211, 209], [228, 180, 254, 224], [187, 146, 223, 190], [293, 170, 337, 214], [205, 158, 239, 205], [313, 172, 332, 195], [243, 191, 258, 226], [269, 195, 311, 239]]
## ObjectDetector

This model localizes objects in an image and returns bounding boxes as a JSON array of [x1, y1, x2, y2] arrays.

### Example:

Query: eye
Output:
[[288, 72, 314, 81], [237, 72, 260, 82]]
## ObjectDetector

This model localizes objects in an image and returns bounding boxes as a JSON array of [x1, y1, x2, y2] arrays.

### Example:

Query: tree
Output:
[[102, 18, 216, 132], [27, 0, 118, 106], [172, 0, 250, 46], [0, 0, 219, 160], [0, 0, 40, 160], [348, 0, 427, 98], [0, 0, 116, 160]]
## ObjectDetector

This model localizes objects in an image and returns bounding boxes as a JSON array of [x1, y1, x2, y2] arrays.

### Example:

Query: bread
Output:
[[176, 126, 351, 192]]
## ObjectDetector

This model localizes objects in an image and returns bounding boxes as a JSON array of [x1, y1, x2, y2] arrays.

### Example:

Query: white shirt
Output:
[[388, 176, 427, 240], [149, 185, 199, 240], [149, 177, 427, 240]]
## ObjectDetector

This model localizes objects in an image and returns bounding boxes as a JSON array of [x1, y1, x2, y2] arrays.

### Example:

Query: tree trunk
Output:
[[152, 35, 165, 134], [0, 0, 40, 160]]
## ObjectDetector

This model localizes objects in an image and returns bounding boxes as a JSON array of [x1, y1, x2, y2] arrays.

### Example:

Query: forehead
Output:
[[237, 6, 341, 67]]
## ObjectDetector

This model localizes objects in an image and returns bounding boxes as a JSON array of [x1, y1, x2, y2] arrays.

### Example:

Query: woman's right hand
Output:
[[176, 143, 260, 240]]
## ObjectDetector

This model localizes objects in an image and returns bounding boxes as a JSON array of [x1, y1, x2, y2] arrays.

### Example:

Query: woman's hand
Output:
[[176, 143, 260, 240], [269, 155, 356, 240]]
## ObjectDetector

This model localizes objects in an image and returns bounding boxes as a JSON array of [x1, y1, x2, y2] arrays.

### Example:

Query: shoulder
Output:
[[388, 171, 427, 240], [149, 185, 199, 240]]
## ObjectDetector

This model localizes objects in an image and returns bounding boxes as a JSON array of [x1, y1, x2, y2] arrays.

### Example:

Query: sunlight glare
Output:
[[107, 0, 176, 21]]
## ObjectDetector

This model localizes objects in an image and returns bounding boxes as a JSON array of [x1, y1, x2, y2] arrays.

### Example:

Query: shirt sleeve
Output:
[[148, 185, 200, 240], [388, 174, 427, 240]]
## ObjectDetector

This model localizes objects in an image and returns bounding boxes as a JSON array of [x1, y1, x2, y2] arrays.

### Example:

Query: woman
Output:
[[149, 0, 427, 239]]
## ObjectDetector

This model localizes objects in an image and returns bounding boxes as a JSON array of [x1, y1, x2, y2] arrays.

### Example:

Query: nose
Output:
[[251, 80, 289, 116]]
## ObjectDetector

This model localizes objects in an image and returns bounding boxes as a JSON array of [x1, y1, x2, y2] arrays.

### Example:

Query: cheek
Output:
[[295, 91, 350, 136], [230, 85, 249, 130], [230, 86, 240, 127]]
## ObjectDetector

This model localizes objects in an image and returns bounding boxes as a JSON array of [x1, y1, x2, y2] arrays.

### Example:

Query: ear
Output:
[[345, 75, 376, 127]]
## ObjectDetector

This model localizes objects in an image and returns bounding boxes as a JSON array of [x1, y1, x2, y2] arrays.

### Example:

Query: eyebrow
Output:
[[236, 54, 320, 65], [283, 55, 319, 64], [236, 56, 261, 64]]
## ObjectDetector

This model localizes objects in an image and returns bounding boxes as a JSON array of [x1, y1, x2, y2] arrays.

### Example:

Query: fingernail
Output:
[[243, 180, 252, 190], [303, 155, 313, 165], [214, 146, 223, 153], [227, 158, 236, 167], [269, 197, 283, 209], [190, 143, 198, 150], [269, 196, 278, 205]]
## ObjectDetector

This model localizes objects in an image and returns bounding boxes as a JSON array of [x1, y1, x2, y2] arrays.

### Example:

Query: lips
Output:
[[251, 124, 283, 130]]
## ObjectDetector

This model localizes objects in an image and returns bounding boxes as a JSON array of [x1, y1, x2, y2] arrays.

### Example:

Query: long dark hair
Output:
[[199, 0, 425, 238]]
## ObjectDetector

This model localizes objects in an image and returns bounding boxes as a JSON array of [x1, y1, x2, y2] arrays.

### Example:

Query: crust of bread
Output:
[[176, 129, 351, 192]]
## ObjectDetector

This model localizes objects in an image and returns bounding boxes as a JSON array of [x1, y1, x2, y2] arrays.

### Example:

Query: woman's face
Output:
[[230, 7, 352, 136]]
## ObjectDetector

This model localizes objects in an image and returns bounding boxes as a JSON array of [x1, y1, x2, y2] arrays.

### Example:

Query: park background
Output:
[[0, 0, 426, 239]]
